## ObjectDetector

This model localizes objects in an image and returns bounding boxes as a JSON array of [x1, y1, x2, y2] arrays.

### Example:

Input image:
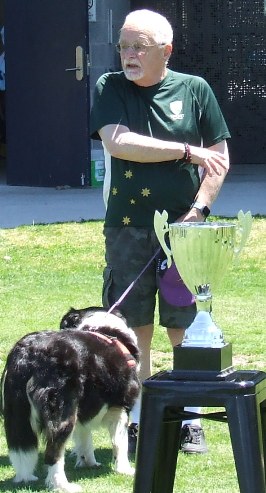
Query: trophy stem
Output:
[[195, 298, 212, 313], [194, 283, 212, 313]]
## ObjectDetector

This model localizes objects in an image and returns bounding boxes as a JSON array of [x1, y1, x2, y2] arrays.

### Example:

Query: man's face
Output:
[[118, 25, 171, 87]]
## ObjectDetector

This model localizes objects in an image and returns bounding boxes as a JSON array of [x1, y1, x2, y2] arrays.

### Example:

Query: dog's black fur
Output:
[[1, 308, 140, 492]]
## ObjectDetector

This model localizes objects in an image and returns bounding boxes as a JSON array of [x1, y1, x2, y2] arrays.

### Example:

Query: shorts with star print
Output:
[[102, 226, 196, 328]]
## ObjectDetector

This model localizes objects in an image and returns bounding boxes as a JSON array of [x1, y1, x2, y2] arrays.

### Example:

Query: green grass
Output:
[[0, 217, 265, 492]]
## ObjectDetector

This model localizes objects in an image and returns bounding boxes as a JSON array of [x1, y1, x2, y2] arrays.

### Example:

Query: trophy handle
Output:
[[154, 210, 172, 268], [234, 210, 252, 255]]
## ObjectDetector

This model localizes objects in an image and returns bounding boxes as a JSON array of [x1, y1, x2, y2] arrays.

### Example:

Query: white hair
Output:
[[123, 9, 173, 45]]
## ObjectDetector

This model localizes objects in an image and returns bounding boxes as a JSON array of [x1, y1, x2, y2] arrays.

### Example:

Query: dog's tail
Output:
[[26, 371, 80, 446]]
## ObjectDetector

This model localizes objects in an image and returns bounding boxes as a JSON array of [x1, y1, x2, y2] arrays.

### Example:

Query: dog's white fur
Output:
[[78, 312, 138, 345], [46, 456, 82, 493], [72, 406, 132, 475], [10, 450, 39, 484]]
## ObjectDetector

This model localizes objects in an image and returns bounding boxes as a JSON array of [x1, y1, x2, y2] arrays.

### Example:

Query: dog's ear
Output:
[[125, 341, 140, 364], [59, 306, 101, 330], [60, 307, 81, 330], [59, 306, 123, 331]]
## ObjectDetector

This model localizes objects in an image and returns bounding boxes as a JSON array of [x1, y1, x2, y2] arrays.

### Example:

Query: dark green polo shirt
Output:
[[90, 70, 230, 227]]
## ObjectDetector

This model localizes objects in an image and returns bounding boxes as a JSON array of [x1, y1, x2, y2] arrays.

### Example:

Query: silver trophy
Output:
[[154, 210, 252, 372]]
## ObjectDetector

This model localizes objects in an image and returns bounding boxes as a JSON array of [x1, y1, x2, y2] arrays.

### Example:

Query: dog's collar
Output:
[[89, 331, 137, 368]]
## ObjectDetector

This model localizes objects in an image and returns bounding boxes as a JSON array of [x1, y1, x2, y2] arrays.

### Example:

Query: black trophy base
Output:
[[173, 342, 233, 373]]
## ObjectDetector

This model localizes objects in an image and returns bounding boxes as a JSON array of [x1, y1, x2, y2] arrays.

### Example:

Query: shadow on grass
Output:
[[0, 448, 115, 492]]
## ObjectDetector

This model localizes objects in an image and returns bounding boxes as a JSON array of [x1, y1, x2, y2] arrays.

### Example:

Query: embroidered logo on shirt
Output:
[[169, 100, 184, 121]]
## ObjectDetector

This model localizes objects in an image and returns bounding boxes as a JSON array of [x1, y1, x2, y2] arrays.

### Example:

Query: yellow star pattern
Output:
[[122, 216, 131, 225], [112, 187, 118, 195], [125, 170, 133, 179], [141, 188, 151, 197], [130, 199, 136, 205]]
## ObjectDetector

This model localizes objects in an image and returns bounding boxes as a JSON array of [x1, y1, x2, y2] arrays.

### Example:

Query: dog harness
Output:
[[88, 331, 137, 368]]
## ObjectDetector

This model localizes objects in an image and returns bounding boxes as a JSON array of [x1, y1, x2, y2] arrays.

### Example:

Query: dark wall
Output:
[[130, 0, 266, 164]]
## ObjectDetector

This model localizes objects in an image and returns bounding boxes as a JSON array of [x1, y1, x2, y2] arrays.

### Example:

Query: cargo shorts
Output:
[[102, 227, 196, 328]]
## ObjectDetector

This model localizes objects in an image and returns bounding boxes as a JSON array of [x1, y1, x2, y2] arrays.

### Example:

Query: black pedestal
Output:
[[173, 342, 233, 372]]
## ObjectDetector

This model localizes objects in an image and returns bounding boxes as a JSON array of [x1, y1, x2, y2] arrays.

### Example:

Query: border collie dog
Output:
[[1, 308, 140, 492]]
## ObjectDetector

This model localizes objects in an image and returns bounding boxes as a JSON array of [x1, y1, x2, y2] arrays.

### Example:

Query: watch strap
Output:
[[191, 200, 210, 218]]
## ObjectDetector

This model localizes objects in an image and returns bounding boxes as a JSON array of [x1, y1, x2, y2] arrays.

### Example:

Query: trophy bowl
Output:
[[154, 210, 252, 372]]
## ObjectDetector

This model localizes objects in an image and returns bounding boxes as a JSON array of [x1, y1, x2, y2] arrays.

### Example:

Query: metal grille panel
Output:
[[130, 0, 266, 164]]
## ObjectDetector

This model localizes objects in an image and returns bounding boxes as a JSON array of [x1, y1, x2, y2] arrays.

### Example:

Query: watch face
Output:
[[202, 206, 210, 218], [191, 201, 210, 218]]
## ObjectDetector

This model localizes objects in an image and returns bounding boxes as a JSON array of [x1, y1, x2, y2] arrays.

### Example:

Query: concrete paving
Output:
[[212, 164, 266, 218], [0, 184, 105, 228], [0, 164, 265, 229]]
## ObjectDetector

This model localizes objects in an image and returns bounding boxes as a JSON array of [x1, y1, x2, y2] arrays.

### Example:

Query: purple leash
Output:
[[107, 246, 161, 314]]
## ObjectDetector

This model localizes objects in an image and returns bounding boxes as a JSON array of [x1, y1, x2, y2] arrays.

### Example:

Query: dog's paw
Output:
[[62, 482, 83, 493], [13, 474, 38, 483], [69, 448, 77, 458], [75, 457, 101, 469], [89, 462, 102, 469], [46, 479, 82, 493], [115, 463, 135, 476]]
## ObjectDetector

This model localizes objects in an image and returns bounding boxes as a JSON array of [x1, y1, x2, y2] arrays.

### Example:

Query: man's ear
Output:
[[164, 43, 172, 62]]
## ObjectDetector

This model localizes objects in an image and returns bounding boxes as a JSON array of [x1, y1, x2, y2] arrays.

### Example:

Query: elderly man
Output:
[[90, 9, 230, 454]]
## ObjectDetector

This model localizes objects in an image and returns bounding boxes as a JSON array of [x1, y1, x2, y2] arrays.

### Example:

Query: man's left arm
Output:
[[182, 140, 229, 222]]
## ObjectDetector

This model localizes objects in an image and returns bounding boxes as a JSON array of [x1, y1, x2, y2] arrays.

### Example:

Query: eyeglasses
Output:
[[116, 42, 165, 55]]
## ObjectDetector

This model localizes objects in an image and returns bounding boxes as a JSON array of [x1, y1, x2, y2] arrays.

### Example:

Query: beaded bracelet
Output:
[[183, 142, 192, 163]]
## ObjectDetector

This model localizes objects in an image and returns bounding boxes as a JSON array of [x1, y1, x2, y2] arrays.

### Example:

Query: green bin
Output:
[[90, 150, 105, 187]]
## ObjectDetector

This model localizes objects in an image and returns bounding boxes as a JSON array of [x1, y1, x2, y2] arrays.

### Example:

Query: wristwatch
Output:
[[191, 200, 210, 219]]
